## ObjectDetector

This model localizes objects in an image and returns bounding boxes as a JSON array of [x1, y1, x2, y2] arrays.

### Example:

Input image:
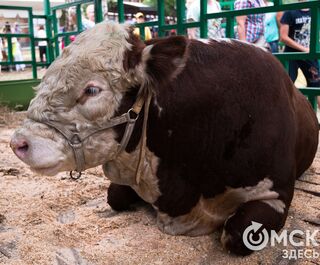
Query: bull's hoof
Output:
[[221, 220, 254, 256], [221, 200, 287, 256], [107, 183, 142, 211]]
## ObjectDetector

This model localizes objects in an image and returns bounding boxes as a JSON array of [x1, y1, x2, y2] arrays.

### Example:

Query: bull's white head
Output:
[[10, 22, 187, 176]]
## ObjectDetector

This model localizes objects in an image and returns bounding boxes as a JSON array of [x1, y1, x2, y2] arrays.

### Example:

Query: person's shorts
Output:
[[289, 59, 320, 87]]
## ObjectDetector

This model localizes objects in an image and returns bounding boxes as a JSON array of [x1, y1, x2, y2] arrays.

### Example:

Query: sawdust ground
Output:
[[0, 108, 319, 265]]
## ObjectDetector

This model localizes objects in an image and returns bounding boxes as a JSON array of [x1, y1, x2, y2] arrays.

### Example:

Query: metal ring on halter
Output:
[[127, 108, 139, 121], [70, 171, 82, 180]]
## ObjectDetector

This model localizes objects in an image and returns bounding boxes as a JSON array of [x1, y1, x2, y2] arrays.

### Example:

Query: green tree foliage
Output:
[[143, 0, 177, 17]]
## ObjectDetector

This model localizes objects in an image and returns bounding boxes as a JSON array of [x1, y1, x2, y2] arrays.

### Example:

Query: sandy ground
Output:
[[0, 109, 319, 265]]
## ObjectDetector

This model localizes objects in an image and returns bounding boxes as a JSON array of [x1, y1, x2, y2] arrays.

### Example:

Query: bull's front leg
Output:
[[221, 178, 293, 255], [103, 148, 160, 210], [103, 159, 143, 211], [107, 183, 143, 211]]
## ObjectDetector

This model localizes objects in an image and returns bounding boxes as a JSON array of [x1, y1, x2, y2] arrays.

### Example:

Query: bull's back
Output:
[[293, 90, 318, 177]]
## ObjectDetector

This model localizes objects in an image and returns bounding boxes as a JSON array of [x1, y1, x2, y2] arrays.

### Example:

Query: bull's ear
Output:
[[142, 36, 188, 86], [123, 31, 146, 72]]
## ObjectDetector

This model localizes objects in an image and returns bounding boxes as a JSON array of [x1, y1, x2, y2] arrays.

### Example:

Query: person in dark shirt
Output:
[[280, 6, 320, 89]]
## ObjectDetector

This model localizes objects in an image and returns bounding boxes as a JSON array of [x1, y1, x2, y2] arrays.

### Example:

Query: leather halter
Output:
[[33, 90, 152, 183]]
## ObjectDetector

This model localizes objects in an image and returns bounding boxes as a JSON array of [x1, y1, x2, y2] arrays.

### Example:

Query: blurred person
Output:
[[133, 12, 152, 40], [164, 18, 177, 37], [37, 25, 47, 65], [264, 0, 279, 53], [67, 7, 77, 32], [280, 0, 320, 91], [234, 0, 266, 46], [64, 5, 94, 49], [102, 1, 109, 21], [82, 4, 95, 30], [187, 0, 223, 39], [13, 22, 21, 34], [3, 22, 13, 72], [169, 20, 177, 36], [12, 37, 25, 71], [186, 0, 195, 10], [86, 4, 95, 22], [3, 21, 11, 34]]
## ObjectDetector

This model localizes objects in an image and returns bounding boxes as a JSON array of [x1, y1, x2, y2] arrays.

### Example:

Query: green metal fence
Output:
[[0, 0, 319, 109], [51, 0, 102, 57], [0, 4, 48, 108], [0, 5, 38, 79]]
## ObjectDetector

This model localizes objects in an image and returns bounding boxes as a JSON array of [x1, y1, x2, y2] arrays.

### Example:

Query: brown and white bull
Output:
[[10, 22, 318, 255]]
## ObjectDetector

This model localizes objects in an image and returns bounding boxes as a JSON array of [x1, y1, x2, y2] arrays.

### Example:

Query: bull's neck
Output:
[[102, 147, 161, 204], [103, 150, 139, 186]]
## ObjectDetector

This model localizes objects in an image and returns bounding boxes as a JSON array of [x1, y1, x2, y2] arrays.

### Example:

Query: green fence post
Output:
[[76, 4, 83, 32], [309, 6, 318, 55], [46, 19, 55, 64], [140, 25, 146, 40], [176, 0, 186, 35], [225, 16, 234, 38], [52, 10, 60, 58], [44, 0, 54, 65], [157, 0, 165, 37], [273, 0, 280, 7], [29, 9, 37, 79], [7, 36, 13, 64], [94, 0, 103, 23], [200, 0, 208, 38], [44, 0, 50, 15], [65, 35, 70, 47], [117, 0, 125, 23], [308, 95, 318, 111]]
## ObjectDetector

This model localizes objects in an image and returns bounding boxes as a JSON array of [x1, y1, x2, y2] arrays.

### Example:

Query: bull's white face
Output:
[[10, 22, 146, 176]]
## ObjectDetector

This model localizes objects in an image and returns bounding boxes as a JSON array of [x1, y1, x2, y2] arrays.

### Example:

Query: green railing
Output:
[[51, 0, 103, 57], [0, 0, 319, 110], [0, 5, 38, 78], [133, 0, 319, 56], [50, 0, 104, 57]]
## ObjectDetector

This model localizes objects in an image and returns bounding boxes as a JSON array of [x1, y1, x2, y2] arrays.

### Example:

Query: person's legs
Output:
[[39, 46, 42, 62], [299, 59, 320, 87], [288, 60, 299, 83], [268, 40, 279, 53], [14, 54, 20, 71], [39, 46, 46, 63], [299, 60, 320, 107]]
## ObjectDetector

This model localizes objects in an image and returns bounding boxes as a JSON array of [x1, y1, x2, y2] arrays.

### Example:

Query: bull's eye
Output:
[[84, 86, 101, 96]]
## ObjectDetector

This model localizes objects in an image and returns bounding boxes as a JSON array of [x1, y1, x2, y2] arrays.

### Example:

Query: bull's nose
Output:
[[10, 137, 29, 159]]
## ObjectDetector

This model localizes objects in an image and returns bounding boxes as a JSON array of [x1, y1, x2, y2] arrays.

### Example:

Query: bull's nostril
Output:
[[17, 142, 29, 153], [10, 138, 29, 158]]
